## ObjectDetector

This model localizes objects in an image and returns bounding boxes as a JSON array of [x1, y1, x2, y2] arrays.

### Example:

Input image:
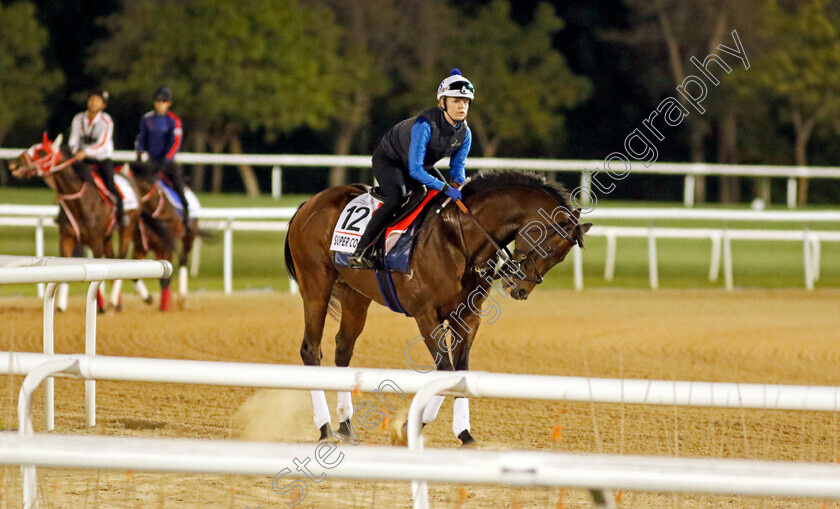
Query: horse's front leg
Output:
[[449, 312, 481, 447], [406, 310, 457, 439]]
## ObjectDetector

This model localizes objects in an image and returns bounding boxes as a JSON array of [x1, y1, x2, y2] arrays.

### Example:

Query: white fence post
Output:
[[604, 231, 616, 281], [580, 172, 592, 207], [804, 236, 814, 290], [648, 228, 659, 290], [272, 166, 282, 200], [36, 216, 45, 297], [191, 235, 201, 277], [85, 281, 101, 427], [573, 245, 583, 291], [224, 219, 233, 294], [18, 358, 80, 509], [811, 236, 821, 282], [787, 177, 798, 209], [723, 231, 734, 291], [684, 175, 696, 208], [708, 234, 721, 283], [42, 282, 58, 431]]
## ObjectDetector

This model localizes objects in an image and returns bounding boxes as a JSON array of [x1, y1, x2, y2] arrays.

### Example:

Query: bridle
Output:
[[18, 135, 76, 177], [471, 220, 578, 286]]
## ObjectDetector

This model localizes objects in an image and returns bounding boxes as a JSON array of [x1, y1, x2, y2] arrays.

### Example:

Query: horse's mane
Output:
[[461, 170, 573, 209], [58, 145, 94, 183]]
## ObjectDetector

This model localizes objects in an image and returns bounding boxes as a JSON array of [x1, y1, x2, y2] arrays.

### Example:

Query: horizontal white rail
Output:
[[3, 433, 840, 499], [0, 256, 172, 283], [3, 352, 840, 412], [4, 148, 840, 178], [3, 205, 839, 291], [4, 203, 840, 223], [586, 208, 840, 222]]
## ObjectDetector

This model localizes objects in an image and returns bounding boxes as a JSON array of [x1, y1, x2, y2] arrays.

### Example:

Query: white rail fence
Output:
[[4, 148, 840, 207], [3, 256, 840, 507], [5, 434, 840, 502], [3, 204, 839, 292], [0, 256, 172, 431], [5, 351, 840, 508]]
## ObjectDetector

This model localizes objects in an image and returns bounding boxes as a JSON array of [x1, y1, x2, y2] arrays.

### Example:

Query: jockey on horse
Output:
[[135, 85, 191, 234], [68, 89, 126, 227], [347, 69, 473, 269]]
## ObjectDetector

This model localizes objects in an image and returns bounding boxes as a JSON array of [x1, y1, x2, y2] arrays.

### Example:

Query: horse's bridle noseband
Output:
[[478, 221, 578, 286], [20, 143, 74, 177]]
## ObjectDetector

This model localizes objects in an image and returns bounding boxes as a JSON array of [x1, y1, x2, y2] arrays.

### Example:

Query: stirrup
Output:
[[347, 247, 374, 269]]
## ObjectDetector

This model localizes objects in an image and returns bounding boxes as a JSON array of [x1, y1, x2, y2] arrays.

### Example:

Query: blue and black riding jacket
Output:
[[378, 106, 471, 190]]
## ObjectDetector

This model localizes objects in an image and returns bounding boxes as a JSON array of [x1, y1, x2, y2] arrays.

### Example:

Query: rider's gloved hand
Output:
[[441, 183, 462, 201]]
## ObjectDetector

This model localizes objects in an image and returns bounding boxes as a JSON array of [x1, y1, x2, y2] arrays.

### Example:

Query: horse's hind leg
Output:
[[332, 283, 372, 438], [177, 232, 195, 305]]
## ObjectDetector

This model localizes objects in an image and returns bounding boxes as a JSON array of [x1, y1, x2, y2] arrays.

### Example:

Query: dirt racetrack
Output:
[[2, 288, 840, 508]]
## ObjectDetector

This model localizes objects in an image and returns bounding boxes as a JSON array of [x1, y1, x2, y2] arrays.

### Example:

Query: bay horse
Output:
[[284, 170, 591, 445], [8, 133, 141, 312], [122, 161, 199, 311]]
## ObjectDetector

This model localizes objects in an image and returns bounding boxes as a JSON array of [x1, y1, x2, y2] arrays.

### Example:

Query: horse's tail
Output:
[[140, 212, 175, 252], [284, 201, 307, 284]]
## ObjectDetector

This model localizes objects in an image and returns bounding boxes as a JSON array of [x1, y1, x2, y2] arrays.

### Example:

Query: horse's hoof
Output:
[[337, 419, 353, 438], [143, 296, 154, 305], [114, 303, 123, 312], [318, 423, 332, 442], [97, 308, 106, 315], [457, 430, 476, 448]]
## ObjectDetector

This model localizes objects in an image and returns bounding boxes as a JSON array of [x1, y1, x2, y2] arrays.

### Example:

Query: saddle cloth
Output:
[[158, 180, 201, 218], [332, 189, 442, 274], [92, 173, 139, 211]]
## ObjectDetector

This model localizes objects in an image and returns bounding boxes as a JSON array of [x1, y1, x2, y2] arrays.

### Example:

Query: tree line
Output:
[[2, 0, 839, 204]]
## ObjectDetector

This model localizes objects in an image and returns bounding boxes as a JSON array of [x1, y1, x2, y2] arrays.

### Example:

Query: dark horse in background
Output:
[[8, 133, 141, 312], [122, 160, 199, 311], [284, 170, 591, 445]]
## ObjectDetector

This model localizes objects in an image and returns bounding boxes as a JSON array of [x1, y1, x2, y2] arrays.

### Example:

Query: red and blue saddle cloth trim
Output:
[[157, 178, 187, 219], [334, 190, 443, 316]]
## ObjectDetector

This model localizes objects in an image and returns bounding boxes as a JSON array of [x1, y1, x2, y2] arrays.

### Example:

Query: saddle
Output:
[[367, 185, 428, 229]]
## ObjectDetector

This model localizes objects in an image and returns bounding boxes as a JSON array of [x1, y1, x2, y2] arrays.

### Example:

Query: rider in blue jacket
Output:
[[136, 86, 190, 230], [348, 69, 474, 269]]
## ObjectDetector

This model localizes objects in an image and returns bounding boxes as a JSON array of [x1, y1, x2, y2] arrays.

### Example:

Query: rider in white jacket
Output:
[[68, 89, 124, 225]]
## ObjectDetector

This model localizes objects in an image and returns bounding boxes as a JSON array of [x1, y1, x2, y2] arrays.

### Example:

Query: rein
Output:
[[56, 182, 87, 201], [456, 193, 577, 286]]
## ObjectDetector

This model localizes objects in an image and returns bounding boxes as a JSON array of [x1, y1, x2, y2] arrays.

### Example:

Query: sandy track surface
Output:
[[1, 288, 840, 508]]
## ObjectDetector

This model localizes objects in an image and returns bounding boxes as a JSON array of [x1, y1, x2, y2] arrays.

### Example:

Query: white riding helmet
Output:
[[437, 68, 475, 101]]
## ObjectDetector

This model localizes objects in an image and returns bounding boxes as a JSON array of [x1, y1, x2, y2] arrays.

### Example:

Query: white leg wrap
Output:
[[178, 266, 188, 297], [57, 283, 69, 311], [336, 391, 353, 422], [311, 390, 331, 429], [134, 280, 150, 300], [110, 279, 122, 307], [421, 395, 445, 424], [453, 397, 470, 436]]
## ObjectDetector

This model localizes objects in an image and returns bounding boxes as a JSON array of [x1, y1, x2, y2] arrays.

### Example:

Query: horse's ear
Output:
[[581, 222, 592, 234], [52, 134, 63, 152], [572, 209, 581, 220], [42, 132, 50, 146]]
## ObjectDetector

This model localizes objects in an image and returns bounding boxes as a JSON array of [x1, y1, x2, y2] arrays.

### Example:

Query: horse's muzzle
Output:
[[512, 288, 528, 300]]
